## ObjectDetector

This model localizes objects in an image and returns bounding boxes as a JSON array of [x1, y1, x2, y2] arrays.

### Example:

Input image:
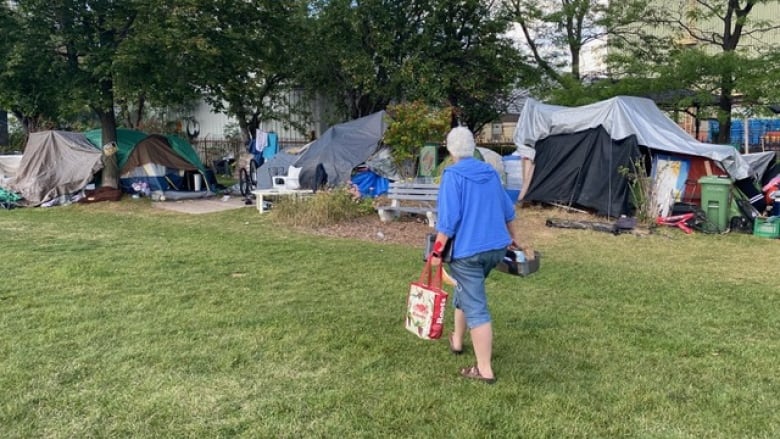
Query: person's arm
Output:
[[507, 218, 535, 261], [429, 232, 450, 266]]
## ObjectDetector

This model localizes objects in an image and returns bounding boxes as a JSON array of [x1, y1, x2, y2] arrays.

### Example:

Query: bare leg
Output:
[[451, 308, 467, 351], [470, 322, 493, 379]]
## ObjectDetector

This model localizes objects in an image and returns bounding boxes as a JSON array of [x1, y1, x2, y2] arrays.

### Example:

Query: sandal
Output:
[[459, 365, 496, 384], [448, 333, 463, 355]]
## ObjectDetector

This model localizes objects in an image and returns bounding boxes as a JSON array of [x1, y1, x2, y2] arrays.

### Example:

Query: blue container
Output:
[[731, 132, 744, 145], [503, 155, 523, 190]]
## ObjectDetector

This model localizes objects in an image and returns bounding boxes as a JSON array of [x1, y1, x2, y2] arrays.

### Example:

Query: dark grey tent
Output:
[[293, 111, 388, 189], [526, 127, 641, 217], [513, 96, 755, 217]]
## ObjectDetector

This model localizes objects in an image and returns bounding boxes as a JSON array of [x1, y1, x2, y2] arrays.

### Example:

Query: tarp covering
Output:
[[513, 96, 752, 180], [6, 131, 103, 206], [294, 111, 388, 188], [364, 147, 401, 181], [524, 127, 641, 217], [742, 151, 776, 180], [126, 135, 199, 173], [350, 169, 389, 197], [476, 147, 505, 177]]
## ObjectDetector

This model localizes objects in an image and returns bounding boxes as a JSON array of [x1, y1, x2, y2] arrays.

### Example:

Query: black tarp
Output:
[[523, 126, 641, 217]]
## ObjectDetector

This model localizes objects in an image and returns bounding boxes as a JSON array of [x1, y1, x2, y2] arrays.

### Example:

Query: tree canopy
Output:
[[2, 0, 779, 152], [173, 0, 310, 141], [298, 0, 530, 131], [0, 1, 70, 132], [608, 0, 780, 144]]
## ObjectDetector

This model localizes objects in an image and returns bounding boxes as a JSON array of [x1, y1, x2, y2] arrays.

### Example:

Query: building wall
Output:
[[580, 39, 608, 78], [638, 1, 780, 50], [474, 114, 519, 145], [691, 1, 780, 48], [190, 89, 329, 142], [191, 101, 235, 140]]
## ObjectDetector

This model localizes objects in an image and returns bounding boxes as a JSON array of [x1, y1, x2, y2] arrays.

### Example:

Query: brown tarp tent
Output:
[[5, 131, 103, 206]]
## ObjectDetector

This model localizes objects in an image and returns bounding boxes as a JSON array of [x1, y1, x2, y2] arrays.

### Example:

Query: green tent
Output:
[[84, 128, 208, 193]]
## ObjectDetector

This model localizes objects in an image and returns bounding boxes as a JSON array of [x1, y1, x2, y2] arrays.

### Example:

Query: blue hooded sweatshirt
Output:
[[436, 157, 515, 259]]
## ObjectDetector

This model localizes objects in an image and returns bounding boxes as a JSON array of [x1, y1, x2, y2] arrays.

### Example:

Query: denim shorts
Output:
[[449, 248, 506, 329]]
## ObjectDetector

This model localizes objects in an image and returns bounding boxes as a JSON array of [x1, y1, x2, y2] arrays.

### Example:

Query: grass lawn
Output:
[[1, 200, 779, 438]]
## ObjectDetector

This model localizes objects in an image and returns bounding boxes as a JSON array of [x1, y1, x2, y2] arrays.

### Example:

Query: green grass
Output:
[[1, 201, 779, 438]]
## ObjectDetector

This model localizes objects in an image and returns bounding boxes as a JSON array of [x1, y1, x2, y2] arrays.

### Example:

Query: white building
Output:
[[190, 89, 330, 143]]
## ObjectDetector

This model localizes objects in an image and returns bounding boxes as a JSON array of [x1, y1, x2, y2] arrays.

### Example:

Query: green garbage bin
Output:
[[699, 176, 732, 232]]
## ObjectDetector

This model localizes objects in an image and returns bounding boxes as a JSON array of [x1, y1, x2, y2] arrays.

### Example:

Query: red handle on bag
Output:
[[419, 258, 444, 290]]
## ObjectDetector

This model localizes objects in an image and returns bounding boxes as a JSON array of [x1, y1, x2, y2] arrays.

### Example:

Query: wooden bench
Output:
[[377, 182, 439, 228]]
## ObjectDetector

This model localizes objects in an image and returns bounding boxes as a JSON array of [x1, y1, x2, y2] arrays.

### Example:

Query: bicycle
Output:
[[238, 156, 262, 197]]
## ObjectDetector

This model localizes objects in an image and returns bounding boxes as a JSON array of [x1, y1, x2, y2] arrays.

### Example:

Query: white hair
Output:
[[446, 126, 476, 158]]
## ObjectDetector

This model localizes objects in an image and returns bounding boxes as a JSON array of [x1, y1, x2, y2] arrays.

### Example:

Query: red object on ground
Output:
[[656, 213, 696, 234]]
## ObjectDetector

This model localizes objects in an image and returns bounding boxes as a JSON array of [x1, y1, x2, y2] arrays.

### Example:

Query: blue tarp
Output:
[[350, 170, 388, 198]]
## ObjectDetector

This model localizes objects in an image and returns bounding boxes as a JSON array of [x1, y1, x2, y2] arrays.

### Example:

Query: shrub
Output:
[[270, 186, 375, 228], [383, 101, 452, 177], [619, 156, 658, 224]]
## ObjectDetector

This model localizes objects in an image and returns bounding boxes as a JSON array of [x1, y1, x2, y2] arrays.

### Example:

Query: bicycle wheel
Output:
[[249, 159, 259, 188], [239, 168, 250, 197]]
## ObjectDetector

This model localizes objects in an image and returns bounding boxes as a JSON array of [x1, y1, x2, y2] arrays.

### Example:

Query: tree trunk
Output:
[[0, 111, 8, 147], [134, 94, 146, 129], [716, 113, 732, 146], [233, 103, 251, 143], [716, 80, 734, 146], [13, 111, 41, 135], [96, 102, 119, 189]]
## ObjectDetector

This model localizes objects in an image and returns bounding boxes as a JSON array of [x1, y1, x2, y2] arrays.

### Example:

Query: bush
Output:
[[619, 156, 658, 224], [270, 186, 376, 228], [383, 101, 452, 177]]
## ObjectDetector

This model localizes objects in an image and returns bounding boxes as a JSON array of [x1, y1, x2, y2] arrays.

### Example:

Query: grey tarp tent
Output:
[[512, 96, 755, 217], [293, 111, 388, 189], [6, 131, 103, 206], [514, 96, 751, 178], [256, 149, 302, 190]]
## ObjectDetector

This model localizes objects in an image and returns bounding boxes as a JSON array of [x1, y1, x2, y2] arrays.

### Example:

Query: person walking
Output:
[[429, 126, 533, 384]]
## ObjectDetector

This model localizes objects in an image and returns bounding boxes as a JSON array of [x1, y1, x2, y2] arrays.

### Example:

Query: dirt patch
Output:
[[151, 196, 251, 214], [301, 206, 600, 248], [304, 214, 434, 247]]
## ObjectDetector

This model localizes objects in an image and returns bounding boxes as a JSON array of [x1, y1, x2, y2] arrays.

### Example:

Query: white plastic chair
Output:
[[283, 166, 302, 190], [271, 166, 302, 190]]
